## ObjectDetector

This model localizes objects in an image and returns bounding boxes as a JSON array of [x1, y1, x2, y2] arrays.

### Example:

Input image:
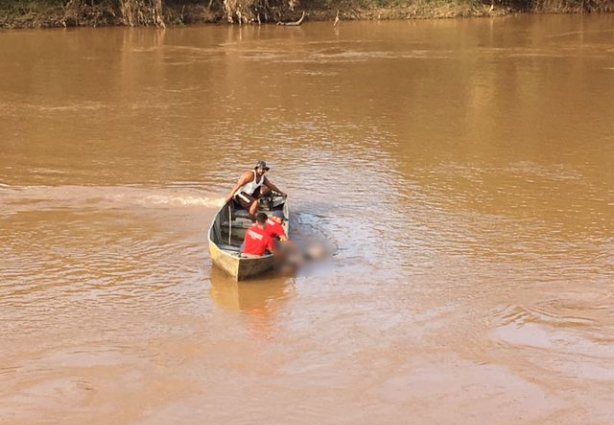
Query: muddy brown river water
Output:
[[1, 15, 613, 425]]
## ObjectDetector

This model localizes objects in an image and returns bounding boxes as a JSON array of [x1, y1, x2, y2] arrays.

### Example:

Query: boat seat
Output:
[[222, 219, 252, 229], [217, 243, 241, 253], [233, 209, 253, 219]]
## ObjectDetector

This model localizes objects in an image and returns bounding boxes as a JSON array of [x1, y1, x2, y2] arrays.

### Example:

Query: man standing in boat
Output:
[[225, 161, 287, 218]]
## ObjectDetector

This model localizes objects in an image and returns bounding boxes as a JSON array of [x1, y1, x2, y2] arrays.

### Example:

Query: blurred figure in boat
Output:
[[241, 212, 276, 257], [226, 161, 287, 218]]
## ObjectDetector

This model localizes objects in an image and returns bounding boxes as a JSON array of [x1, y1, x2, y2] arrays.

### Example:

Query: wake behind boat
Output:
[[208, 194, 289, 280]]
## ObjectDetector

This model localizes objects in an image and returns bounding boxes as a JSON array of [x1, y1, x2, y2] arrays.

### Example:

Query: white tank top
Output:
[[236, 170, 264, 196]]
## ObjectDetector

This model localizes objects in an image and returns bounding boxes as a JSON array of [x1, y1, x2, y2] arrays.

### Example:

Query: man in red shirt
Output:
[[242, 212, 275, 256], [265, 210, 288, 242]]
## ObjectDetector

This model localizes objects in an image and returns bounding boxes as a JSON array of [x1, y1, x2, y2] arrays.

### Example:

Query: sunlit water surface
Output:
[[1, 15, 613, 425]]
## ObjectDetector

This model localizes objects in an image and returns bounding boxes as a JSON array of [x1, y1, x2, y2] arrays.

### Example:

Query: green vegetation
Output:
[[0, 0, 612, 28]]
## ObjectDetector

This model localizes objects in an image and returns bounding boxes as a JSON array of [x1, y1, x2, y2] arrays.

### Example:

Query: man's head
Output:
[[254, 160, 270, 176], [270, 210, 287, 224], [256, 212, 268, 227]]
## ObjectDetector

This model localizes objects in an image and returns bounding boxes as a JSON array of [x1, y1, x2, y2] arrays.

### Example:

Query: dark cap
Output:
[[254, 161, 270, 170], [271, 210, 287, 221]]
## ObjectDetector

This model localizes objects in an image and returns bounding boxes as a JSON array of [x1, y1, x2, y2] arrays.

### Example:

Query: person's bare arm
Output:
[[226, 171, 254, 203], [264, 177, 286, 197]]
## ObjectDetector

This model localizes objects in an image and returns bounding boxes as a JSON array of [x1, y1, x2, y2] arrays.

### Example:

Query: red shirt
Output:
[[242, 224, 275, 256], [265, 218, 287, 240]]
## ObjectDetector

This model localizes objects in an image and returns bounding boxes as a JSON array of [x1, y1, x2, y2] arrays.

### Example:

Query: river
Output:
[[1, 15, 613, 425]]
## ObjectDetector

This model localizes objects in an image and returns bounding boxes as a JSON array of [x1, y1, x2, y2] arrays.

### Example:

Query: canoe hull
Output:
[[208, 241, 278, 280], [208, 198, 289, 280]]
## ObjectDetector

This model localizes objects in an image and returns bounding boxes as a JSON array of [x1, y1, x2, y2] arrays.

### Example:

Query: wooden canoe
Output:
[[208, 195, 289, 280]]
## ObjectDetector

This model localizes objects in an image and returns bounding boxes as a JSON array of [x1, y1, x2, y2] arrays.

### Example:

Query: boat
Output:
[[208, 194, 289, 280]]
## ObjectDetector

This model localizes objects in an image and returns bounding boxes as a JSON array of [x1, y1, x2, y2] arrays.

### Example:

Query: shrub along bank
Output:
[[1, 0, 612, 29]]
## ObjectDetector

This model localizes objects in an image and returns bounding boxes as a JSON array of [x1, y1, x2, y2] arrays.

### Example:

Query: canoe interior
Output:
[[208, 195, 289, 280]]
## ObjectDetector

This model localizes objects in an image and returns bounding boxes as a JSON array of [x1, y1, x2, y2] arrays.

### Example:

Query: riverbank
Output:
[[1, 0, 613, 29]]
